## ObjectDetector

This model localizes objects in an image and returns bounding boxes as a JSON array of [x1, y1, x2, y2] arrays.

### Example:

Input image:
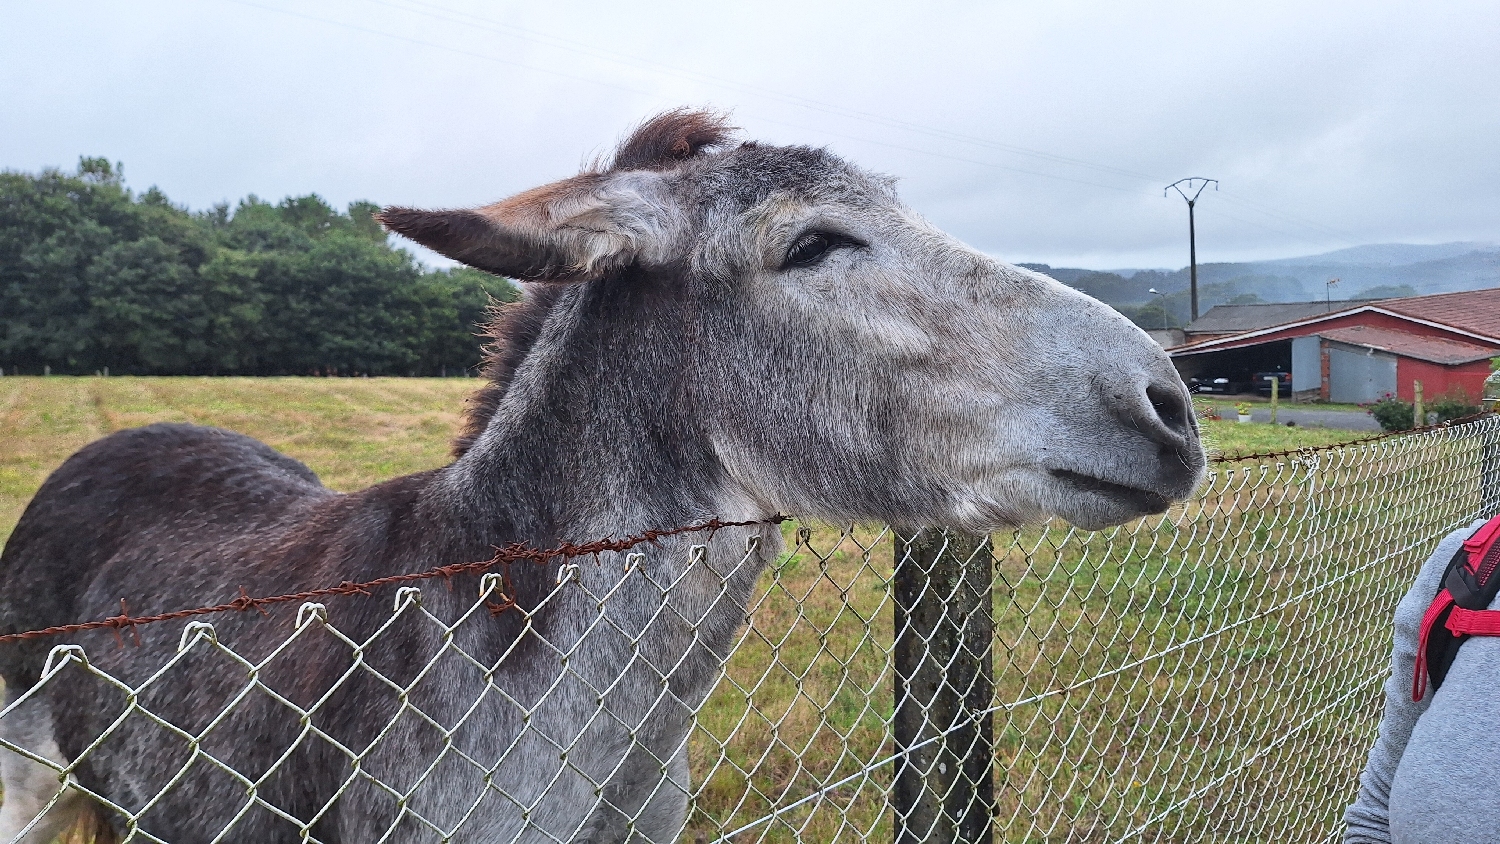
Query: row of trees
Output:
[[0, 158, 515, 376]]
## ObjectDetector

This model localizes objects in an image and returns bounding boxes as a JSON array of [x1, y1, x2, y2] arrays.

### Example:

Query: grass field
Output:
[[0, 376, 1410, 842], [0, 376, 475, 547], [0, 376, 1370, 548]]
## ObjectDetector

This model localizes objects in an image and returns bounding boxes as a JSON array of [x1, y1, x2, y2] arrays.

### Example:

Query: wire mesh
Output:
[[2, 416, 1497, 843]]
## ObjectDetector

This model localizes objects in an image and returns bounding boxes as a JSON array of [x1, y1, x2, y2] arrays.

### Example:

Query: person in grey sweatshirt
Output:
[[1344, 518, 1498, 843]]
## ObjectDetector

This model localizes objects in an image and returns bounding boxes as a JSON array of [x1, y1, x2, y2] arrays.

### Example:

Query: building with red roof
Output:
[[1169, 287, 1500, 404]]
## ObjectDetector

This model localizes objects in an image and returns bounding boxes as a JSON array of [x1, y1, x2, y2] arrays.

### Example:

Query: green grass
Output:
[[0, 377, 1465, 842]]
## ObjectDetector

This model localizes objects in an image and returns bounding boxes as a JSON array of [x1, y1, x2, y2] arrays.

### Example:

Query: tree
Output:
[[0, 160, 515, 375]]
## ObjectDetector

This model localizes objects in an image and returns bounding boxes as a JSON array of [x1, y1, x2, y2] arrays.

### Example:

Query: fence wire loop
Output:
[[295, 602, 328, 628], [478, 572, 506, 600], [40, 645, 88, 678], [393, 585, 423, 612], [176, 621, 217, 653]]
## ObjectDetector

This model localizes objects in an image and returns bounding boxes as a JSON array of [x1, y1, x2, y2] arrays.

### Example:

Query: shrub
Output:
[[1365, 393, 1414, 432], [1430, 389, 1483, 423]]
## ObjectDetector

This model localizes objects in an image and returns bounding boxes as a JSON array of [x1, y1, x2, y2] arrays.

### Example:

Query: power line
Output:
[[746, 114, 1149, 194], [362, 0, 1170, 184], [218, 0, 672, 104], [357, 0, 1390, 253], [217, 0, 1155, 195], [1216, 190, 1363, 245], [219, 0, 1383, 259]]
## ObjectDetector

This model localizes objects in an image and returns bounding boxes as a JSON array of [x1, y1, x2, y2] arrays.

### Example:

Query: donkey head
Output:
[[381, 110, 1205, 531]]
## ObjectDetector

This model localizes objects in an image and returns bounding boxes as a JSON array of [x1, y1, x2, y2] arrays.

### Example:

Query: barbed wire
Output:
[[0, 515, 788, 647], [1, 412, 1490, 649]]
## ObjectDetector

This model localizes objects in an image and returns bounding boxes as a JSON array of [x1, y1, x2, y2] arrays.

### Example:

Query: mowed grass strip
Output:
[[1201, 418, 1373, 459]]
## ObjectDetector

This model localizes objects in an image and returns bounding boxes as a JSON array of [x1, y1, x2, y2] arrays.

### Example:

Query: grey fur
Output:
[[0, 111, 1204, 843]]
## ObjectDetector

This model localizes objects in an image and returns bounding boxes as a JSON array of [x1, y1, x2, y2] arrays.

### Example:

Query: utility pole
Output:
[[1149, 287, 1167, 331], [1166, 178, 1218, 322]]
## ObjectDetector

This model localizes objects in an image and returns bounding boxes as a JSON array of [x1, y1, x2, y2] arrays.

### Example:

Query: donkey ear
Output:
[[378, 173, 679, 282]]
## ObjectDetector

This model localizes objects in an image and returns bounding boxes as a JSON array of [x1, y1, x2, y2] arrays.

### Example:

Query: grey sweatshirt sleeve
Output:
[[1342, 520, 1486, 844]]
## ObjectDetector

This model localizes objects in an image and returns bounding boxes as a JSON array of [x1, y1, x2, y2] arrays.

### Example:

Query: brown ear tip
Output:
[[375, 206, 420, 234]]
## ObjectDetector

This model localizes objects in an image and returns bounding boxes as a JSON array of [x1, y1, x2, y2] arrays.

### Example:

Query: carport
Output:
[[1171, 326, 1497, 403], [1168, 339, 1298, 396], [1167, 288, 1500, 404]]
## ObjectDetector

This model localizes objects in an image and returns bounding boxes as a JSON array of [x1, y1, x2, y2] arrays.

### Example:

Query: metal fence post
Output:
[[894, 528, 996, 844]]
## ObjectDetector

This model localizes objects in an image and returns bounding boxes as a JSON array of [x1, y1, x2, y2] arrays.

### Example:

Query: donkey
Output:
[[0, 110, 1204, 844]]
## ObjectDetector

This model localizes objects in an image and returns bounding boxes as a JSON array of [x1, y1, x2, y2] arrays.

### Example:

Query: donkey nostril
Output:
[[1145, 382, 1190, 436]]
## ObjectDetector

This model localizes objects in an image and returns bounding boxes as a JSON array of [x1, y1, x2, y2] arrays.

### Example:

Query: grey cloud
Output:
[[3, 0, 1496, 270]]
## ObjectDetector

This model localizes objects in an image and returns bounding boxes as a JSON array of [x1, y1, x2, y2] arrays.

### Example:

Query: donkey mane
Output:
[[607, 107, 735, 172], [451, 286, 561, 456], [451, 109, 737, 457]]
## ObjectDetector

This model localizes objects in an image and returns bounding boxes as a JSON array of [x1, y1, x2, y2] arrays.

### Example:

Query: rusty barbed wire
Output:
[[0, 414, 1490, 648], [0, 515, 788, 646]]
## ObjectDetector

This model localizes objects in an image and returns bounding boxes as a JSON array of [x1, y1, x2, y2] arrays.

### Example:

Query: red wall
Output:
[[1396, 358, 1492, 403], [1191, 309, 1498, 405]]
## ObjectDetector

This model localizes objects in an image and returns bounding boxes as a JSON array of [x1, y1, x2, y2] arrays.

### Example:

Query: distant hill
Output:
[[1021, 241, 1500, 330], [1258, 242, 1498, 267]]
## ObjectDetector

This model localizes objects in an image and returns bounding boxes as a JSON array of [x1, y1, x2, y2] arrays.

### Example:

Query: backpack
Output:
[[1413, 514, 1500, 701]]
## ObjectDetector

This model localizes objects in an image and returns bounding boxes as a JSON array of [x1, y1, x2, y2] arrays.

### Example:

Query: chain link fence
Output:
[[3, 415, 1498, 843]]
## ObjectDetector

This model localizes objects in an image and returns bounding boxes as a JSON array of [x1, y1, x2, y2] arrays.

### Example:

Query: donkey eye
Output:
[[782, 231, 860, 269]]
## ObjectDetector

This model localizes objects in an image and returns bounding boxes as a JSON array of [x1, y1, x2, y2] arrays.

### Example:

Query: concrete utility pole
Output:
[[1166, 178, 1218, 322]]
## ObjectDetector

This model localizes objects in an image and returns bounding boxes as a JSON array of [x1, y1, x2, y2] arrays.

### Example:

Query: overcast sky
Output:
[[4, 0, 1498, 270]]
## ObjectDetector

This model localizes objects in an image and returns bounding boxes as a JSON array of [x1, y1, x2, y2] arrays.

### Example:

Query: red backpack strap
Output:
[[1446, 606, 1500, 636], [1463, 515, 1500, 566], [1414, 570, 1461, 701], [1414, 514, 1500, 701]]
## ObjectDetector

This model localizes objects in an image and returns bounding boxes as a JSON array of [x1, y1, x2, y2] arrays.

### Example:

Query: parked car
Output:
[[1188, 376, 1244, 395], [1253, 371, 1292, 397]]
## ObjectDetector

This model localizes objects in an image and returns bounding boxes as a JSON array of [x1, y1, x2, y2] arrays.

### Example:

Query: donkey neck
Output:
[[437, 278, 750, 547]]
